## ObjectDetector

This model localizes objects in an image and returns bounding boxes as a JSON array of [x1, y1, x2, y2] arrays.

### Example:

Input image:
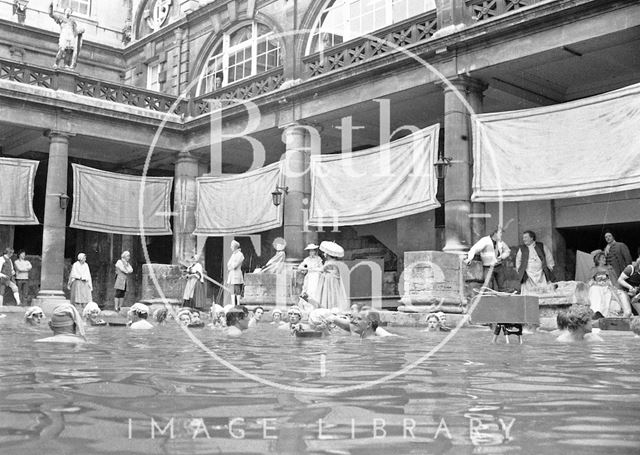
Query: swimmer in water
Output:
[[225, 305, 249, 337], [177, 309, 192, 326], [35, 303, 86, 343], [128, 303, 153, 330], [556, 305, 603, 343], [333, 307, 397, 338], [82, 301, 106, 326], [188, 310, 205, 328], [423, 313, 442, 332], [248, 306, 264, 328], [25, 306, 45, 326]]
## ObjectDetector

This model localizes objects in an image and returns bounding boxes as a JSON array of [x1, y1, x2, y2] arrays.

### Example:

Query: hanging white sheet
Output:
[[472, 82, 640, 202], [308, 124, 440, 226], [194, 161, 283, 236], [0, 157, 39, 225], [70, 164, 173, 235]]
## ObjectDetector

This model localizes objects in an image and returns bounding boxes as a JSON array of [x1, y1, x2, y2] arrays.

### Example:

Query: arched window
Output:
[[197, 22, 281, 95], [307, 0, 436, 55]]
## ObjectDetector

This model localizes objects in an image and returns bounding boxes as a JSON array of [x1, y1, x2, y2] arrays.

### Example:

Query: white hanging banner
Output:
[[0, 157, 39, 225], [309, 124, 440, 226], [194, 161, 283, 236], [70, 164, 173, 235], [472, 82, 640, 202]]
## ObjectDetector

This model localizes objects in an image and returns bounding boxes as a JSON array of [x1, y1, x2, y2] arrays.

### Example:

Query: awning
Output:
[[0, 157, 39, 225], [308, 124, 440, 226], [194, 161, 283, 236], [471, 82, 640, 202], [70, 164, 173, 235]]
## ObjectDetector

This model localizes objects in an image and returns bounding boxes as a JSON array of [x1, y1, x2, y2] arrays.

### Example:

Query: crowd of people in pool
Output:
[[9, 228, 640, 344]]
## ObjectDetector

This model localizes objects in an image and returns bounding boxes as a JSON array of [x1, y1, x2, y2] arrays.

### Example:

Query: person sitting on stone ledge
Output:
[[36, 303, 86, 343]]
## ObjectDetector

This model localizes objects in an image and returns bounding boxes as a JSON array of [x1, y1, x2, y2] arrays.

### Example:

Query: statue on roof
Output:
[[49, 1, 84, 70]]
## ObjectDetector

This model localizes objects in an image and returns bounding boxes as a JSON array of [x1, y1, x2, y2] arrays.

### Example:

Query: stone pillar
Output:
[[302, 131, 318, 248], [36, 130, 72, 308], [467, 83, 487, 244], [283, 124, 310, 262], [172, 150, 200, 264], [441, 77, 486, 252]]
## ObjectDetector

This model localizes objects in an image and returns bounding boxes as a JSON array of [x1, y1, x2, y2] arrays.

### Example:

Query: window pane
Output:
[[230, 25, 252, 46]]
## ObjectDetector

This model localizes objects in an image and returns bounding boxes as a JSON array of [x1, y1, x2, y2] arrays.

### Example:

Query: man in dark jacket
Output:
[[515, 231, 555, 294], [604, 231, 632, 282]]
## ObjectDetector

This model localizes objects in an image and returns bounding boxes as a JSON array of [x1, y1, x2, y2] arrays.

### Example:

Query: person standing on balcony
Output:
[[49, 1, 84, 69]]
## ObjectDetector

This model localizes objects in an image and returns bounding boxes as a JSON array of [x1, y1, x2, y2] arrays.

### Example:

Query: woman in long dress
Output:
[[316, 241, 350, 312], [588, 251, 629, 318], [182, 256, 206, 310], [298, 243, 323, 305], [114, 250, 133, 312], [68, 253, 92, 308]]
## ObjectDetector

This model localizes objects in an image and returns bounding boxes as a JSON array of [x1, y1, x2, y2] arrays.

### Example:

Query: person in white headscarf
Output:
[[227, 240, 244, 306], [36, 303, 86, 343], [25, 306, 45, 326], [298, 243, 323, 306], [182, 254, 206, 310], [128, 303, 153, 330], [82, 301, 106, 326], [114, 250, 133, 312], [68, 253, 92, 307], [315, 241, 349, 312]]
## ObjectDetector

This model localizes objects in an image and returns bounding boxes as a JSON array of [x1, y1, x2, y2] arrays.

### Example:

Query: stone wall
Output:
[[140, 263, 185, 303]]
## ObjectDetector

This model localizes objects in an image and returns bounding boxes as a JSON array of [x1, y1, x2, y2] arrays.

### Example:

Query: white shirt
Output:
[[466, 236, 511, 266]]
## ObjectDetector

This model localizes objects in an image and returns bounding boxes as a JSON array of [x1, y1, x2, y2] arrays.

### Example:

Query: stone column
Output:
[[283, 124, 311, 262], [302, 130, 318, 248], [441, 77, 486, 252], [37, 130, 72, 308], [172, 150, 200, 264], [467, 83, 487, 244]]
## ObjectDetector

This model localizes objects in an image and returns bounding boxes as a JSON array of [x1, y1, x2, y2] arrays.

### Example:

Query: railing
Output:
[[75, 77, 186, 115], [0, 59, 54, 88], [465, 0, 542, 23], [191, 67, 285, 116], [302, 11, 438, 78], [0, 58, 186, 115]]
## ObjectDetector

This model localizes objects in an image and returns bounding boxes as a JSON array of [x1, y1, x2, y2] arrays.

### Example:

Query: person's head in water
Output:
[[25, 306, 45, 325], [287, 306, 302, 324], [425, 313, 440, 332], [253, 306, 264, 322], [630, 317, 640, 338], [177, 309, 192, 326], [272, 308, 282, 323], [566, 305, 593, 334], [352, 307, 380, 337], [556, 310, 569, 331], [49, 303, 85, 337], [226, 305, 249, 329], [128, 303, 149, 321]]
